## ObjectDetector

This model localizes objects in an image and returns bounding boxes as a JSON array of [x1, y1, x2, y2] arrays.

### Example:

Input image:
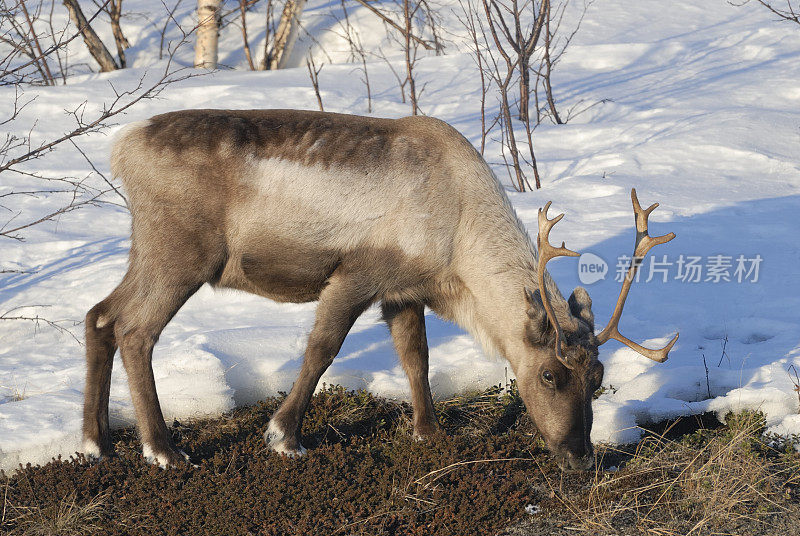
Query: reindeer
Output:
[[82, 109, 677, 470]]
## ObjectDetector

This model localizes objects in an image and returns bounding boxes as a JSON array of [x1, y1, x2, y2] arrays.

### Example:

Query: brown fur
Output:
[[142, 109, 433, 172], [382, 301, 438, 437]]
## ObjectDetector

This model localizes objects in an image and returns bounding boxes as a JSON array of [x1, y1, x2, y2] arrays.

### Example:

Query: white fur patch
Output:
[[308, 137, 326, 152], [239, 156, 438, 260], [95, 314, 110, 329], [82, 439, 102, 459], [141, 443, 163, 467], [142, 443, 191, 468], [265, 420, 307, 457], [411, 432, 427, 442]]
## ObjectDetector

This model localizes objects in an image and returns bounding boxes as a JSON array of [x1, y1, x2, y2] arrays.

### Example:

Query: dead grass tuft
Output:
[[788, 364, 800, 410], [9, 489, 109, 536], [1, 383, 28, 403], [436, 380, 530, 437], [552, 410, 800, 535]]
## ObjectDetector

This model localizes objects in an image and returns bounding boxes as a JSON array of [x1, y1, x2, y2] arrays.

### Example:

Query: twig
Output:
[[336, 0, 372, 112], [2, 0, 113, 81], [349, 0, 435, 50], [68, 138, 128, 208], [1, 27, 202, 240], [20, 0, 56, 84], [0, 305, 82, 344], [788, 365, 800, 408], [158, 0, 185, 60], [413, 456, 531, 486], [305, 52, 324, 111], [403, 0, 420, 115]]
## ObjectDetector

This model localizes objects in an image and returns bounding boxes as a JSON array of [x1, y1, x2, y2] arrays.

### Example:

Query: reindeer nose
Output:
[[555, 439, 594, 471], [567, 451, 594, 471]]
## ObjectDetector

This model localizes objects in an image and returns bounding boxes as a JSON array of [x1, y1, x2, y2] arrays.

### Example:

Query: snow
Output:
[[1, 0, 800, 471]]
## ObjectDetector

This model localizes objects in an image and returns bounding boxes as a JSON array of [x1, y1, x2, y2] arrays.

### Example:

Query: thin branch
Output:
[[0, 305, 82, 345], [305, 52, 324, 111], [68, 138, 128, 208], [349, 0, 435, 50]]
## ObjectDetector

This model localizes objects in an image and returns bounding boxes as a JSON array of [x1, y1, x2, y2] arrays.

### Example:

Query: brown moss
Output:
[[2, 387, 549, 536], [2, 390, 798, 536]]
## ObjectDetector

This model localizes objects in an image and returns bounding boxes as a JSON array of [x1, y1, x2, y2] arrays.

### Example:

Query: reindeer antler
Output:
[[596, 189, 679, 362], [537, 202, 580, 366]]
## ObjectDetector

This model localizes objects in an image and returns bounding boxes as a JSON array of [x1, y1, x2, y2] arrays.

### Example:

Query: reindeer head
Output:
[[518, 189, 678, 470]]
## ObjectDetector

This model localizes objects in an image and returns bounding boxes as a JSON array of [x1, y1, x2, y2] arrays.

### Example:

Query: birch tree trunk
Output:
[[62, 0, 119, 72], [195, 0, 221, 69], [109, 0, 130, 68], [268, 0, 307, 70]]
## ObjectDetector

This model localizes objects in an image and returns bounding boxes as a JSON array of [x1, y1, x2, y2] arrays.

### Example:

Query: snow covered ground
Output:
[[2, 0, 800, 471]]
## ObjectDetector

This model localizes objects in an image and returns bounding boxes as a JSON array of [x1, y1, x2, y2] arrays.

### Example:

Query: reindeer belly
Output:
[[218, 238, 340, 303]]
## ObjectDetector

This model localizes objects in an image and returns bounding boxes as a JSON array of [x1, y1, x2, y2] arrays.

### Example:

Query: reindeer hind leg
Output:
[[82, 276, 134, 458], [114, 274, 203, 467]]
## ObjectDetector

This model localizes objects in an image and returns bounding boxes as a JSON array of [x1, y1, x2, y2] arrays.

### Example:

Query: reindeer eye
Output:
[[542, 370, 555, 385]]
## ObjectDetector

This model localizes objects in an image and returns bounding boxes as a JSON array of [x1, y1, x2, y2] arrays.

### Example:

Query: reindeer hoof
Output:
[[82, 439, 102, 459], [270, 443, 308, 458], [81, 437, 115, 462], [142, 443, 193, 468], [265, 420, 307, 457], [412, 423, 441, 441]]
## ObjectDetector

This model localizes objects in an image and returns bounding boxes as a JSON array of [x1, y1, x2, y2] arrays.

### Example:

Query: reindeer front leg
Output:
[[382, 301, 439, 439], [266, 271, 377, 455]]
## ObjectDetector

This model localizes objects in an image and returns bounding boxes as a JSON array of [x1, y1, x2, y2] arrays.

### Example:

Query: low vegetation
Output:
[[1, 387, 798, 536]]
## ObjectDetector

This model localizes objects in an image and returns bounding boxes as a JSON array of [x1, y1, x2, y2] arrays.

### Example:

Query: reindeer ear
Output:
[[524, 287, 552, 344], [568, 286, 594, 330], [524, 287, 545, 317]]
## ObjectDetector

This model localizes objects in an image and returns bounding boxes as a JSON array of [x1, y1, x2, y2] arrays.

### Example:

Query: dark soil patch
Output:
[[2, 387, 798, 536]]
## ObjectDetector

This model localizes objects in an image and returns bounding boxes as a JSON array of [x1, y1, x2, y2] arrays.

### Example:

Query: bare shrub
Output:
[[2, 0, 135, 82], [343, 0, 443, 115], [733, 0, 800, 25], [458, 0, 589, 191], [157, 0, 186, 60], [402, 0, 421, 114], [0, 63, 196, 241], [456, 0, 492, 154], [1, 0, 76, 85], [0, 305, 81, 344], [0, 8, 201, 332], [332, 0, 373, 112]]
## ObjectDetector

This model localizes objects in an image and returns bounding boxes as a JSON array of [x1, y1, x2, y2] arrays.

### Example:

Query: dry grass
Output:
[[308, 384, 413, 442], [550, 411, 800, 535], [8, 489, 109, 536], [0, 383, 28, 403], [436, 381, 529, 437]]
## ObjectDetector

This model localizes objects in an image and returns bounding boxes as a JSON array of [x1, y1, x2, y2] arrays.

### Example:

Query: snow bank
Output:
[[2, 0, 800, 471]]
